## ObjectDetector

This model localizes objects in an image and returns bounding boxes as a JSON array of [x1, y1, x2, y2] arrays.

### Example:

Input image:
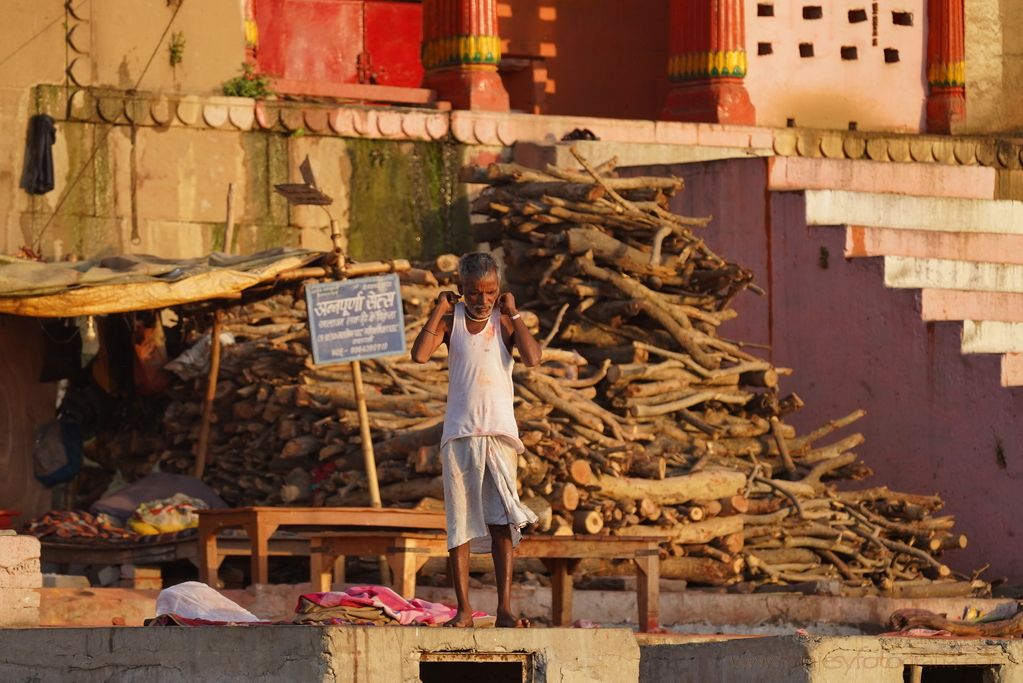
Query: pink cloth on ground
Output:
[[297, 585, 487, 626]]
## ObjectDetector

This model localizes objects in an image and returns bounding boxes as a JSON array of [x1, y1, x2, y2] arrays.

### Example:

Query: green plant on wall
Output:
[[168, 31, 186, 67], [222, 63, 274, 98]]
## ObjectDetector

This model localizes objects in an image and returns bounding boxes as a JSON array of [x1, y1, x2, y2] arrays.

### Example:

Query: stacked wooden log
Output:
[[454, 150, 984, 598], [140, 151, 984, 597]]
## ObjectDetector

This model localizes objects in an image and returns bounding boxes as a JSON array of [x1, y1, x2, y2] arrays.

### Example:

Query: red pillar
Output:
[[662, 0, 755, 125], [926, 0, 965, 133], [420, 0, 509, 111]]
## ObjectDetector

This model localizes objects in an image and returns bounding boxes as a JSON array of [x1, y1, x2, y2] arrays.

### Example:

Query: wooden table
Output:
[[307, 531, 662, 632], [41, 535, 308, 589], [197, 506, 446, 585]]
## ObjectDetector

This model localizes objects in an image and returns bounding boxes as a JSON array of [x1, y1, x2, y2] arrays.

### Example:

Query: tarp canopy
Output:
[[0, 248, 325, 317]]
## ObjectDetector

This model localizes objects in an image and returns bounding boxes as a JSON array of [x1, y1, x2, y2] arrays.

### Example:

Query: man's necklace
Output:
[[464, 309, 491, 323]]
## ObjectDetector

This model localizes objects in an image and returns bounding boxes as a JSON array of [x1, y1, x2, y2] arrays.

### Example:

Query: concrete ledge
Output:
[[515, 139, 770, 171], [806, 190, 1023, 234], [884, 257, 1023, 294], [846, 226, 1023, 265], [920, 289, 1023, 323], [962, 321, 1023, 353], [769, 157, 996, 199], [0, 625, 639, 683], [38, 585, 1019, 635], [640, 635, 1023, 683], [1002, 353, 1023, 386]]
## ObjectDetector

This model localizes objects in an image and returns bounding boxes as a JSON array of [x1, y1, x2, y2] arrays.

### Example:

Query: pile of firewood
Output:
[[142, 151, 984, 598]]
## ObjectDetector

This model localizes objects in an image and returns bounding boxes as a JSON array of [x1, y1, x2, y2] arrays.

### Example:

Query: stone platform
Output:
[[0, 625, 639, 683], [5, 625, 1023, 682]]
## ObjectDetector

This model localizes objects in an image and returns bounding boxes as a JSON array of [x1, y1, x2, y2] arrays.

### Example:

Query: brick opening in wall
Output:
[[421, 658, 530, 683], [884, 48, 900, 63], [758, 42, 773, 55], [841, 46, 858, 60], [757, 3, 774, 17], [799, 43, 815, 58], [892, 11, 913, 26], [849, 8, 868, 22], [902, 664, 1000, 683], [803, 5, 823, 19]]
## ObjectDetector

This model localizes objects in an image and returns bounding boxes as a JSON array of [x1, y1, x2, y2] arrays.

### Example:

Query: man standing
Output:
[[411, 252, 541, 627]]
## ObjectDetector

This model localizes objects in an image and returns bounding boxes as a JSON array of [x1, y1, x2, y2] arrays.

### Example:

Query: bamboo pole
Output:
[[193, 309, 223, 479], [224, 183, 236, 255]]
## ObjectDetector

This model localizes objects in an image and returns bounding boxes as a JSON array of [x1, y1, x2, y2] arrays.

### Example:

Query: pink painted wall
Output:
[[743, 0, 927, 132], [639, 157, 1023, 580], [0, 317, 57, 529]]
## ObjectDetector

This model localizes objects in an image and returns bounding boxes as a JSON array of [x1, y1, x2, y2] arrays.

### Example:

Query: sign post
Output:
[[275, 160, 405, 583], [305, 273, 407, 510]]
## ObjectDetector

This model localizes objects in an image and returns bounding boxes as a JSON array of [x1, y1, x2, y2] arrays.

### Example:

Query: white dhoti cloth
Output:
[[441, 435, 538, 553]]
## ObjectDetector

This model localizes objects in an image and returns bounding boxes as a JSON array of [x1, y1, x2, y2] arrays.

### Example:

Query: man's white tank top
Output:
[[440, 303, 523, 453]]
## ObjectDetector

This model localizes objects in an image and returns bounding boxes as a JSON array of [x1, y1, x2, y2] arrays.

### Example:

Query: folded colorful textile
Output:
[[26, 509, 135, 540], [295, 585, 488, 626]]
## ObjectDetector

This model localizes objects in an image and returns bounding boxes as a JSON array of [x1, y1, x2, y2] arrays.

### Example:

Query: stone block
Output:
[[41, 574, 91, 589], [119, 565, 163, 590], [0, 588, 40, 627], [0, 535, 41, 589]]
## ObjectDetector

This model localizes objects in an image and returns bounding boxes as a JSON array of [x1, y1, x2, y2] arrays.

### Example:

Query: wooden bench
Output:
[[197, 507, 446, 585], [307, 531, 662, 632]]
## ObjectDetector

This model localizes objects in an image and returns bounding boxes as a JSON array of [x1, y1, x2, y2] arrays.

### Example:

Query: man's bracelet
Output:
[[423, 328, 440, 336], [510, 313, 522, 321]]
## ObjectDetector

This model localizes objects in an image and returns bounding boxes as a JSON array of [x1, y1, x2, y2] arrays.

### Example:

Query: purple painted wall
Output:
[[632, 157, 1023, 580]]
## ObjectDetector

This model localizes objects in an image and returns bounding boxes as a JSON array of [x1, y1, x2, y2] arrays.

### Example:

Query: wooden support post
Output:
[[245, 520, 278, 585], [634, 546, 661, 633], [198, 520, 223, 586], [309, 540, 337, 592], [543, 558, 580, 626], [387, 540, 430, 599]]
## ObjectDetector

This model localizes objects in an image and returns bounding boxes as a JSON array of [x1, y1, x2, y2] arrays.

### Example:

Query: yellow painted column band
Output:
[[668, 50, 747, 81], [422, 35, 501, 70], [927, 60, 965, 88]]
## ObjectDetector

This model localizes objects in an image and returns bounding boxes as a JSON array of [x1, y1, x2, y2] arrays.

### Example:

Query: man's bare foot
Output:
[[496, 611, 530, 628], [444, 610, 475, 627]]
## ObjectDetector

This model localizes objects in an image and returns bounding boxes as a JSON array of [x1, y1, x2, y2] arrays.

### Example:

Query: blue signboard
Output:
[[305, 274, 406, 365]]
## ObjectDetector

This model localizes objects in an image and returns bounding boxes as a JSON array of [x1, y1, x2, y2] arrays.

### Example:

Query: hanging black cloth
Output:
[[20, 113, 56, 195]]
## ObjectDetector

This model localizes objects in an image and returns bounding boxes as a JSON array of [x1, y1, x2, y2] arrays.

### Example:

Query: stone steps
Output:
[[769, 158, 1023, 386]]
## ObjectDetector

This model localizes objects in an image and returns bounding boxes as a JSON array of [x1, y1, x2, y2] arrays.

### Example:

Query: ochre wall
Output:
[[497, 0, 669, 120], [83, 0, 246, 94], [965, 0, 1023, 134], [743, 0, 927, 132]]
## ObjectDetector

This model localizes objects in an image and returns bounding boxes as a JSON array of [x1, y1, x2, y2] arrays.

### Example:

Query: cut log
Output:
[[660, 556, 744, 585], [521, 496, 553, 532], [618, 515, 742, 544], [572, 509, 605, 534], [569, 460, 594, 486], [594, 468, 746, 506], [551, 483, 580, 512]]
